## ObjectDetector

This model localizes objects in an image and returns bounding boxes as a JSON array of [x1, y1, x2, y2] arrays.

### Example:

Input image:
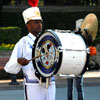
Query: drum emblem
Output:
[[32, 32, 62, 77]]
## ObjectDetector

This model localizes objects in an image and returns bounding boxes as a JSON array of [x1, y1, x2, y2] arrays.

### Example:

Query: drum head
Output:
[[32, 30, 62, 78]]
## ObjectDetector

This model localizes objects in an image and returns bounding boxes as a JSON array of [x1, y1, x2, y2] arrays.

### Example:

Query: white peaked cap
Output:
[[22, 7, 42, 24]]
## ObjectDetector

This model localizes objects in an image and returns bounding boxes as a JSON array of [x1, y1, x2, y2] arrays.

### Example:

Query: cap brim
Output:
[[25, 17, 42, 24]]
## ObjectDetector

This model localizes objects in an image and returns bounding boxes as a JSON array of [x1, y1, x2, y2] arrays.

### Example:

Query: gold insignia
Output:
[[35, 11, 40, 17]]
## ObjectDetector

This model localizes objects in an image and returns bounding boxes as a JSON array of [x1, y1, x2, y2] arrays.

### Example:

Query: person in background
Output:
[[67, 76, 84, 100], [67, 18, 84, 100]]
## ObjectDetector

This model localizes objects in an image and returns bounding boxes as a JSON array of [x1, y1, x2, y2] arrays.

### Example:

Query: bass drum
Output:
[[32, 30, 89, 78]]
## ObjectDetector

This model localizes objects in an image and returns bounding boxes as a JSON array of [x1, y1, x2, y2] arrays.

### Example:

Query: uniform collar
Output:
[[28, 33, 36, 41]]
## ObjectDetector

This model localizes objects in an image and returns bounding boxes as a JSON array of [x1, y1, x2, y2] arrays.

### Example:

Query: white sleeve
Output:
[[4, 58, 21, 74], [4, 40, 23, 74]]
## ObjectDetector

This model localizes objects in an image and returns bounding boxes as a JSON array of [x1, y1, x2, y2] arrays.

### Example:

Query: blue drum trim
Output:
[[32, 30, 63, 78], [37, 61, 58, 74]]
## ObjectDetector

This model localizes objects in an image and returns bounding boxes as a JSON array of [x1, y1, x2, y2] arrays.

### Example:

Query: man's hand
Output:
[[17, 58, 29, 66]]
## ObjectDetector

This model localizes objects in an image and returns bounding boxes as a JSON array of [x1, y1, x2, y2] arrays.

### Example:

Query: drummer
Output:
[[4, 7, 56, 100]]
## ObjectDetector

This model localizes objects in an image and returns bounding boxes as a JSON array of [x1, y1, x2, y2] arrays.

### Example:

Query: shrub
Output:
[[0, 26, 21, 44], [0, 43, 15, 50], [0, 11, 100, 44]]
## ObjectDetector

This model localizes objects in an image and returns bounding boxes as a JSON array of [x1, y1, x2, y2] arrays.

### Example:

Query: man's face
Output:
[[27, 20, 43, 36]]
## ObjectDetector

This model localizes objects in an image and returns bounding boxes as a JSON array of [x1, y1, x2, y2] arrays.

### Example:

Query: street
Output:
[[56, 86, 100, 100], [0, 86, 100, 100]]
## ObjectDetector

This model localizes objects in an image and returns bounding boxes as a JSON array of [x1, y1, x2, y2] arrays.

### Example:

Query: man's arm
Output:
[[17, 58, 29, 66], [4, 41, 24, 74]]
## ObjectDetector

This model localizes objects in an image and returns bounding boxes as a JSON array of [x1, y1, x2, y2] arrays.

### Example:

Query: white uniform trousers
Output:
[[24, 82, 56, 100]]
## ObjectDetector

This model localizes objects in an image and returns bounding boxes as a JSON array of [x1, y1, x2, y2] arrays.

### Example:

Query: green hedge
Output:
[[0, 26, 21, 44], [0, 11, 100, 44]]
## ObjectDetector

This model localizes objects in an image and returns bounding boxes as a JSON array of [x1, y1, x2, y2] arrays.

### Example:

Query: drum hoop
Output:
[[32, 30, 63, 78]]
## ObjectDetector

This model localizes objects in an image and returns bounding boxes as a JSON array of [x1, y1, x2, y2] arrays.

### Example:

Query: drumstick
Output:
[[28, 55, 42, 61], [28, 49, 51, 61]]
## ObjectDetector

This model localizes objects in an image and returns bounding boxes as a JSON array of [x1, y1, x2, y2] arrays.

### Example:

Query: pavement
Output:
[[56, 70, 100, 88], [0, 70, 100, 90]]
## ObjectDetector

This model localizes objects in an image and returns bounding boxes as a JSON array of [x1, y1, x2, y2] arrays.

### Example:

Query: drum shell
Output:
[[32, 30, 87, 78], [56, 32, 87, 76]]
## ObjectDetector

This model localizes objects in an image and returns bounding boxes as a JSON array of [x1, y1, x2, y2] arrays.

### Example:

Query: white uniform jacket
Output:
[[4, 33, 41, 85]]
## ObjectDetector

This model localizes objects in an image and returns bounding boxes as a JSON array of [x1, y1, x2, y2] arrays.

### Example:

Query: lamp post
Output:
[[9, 74, 19, 85]]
